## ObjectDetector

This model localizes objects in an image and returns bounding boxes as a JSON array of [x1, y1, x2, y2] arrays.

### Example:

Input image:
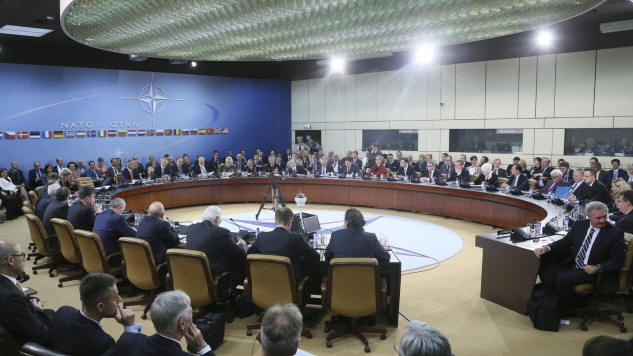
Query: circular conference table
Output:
[[111, 176, 555, 229]]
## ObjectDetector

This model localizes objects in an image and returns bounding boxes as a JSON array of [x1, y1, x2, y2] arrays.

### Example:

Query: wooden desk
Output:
[[112, 177, 548, 228]]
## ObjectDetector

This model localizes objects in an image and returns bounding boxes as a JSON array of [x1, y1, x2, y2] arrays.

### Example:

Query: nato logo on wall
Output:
[[0, 63, 290, 167]]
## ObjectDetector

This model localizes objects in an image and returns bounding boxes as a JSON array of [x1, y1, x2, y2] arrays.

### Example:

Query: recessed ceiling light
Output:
[[168, 59, 187, 65], [46, 16, 55, 21], [329, 57, 345, 74], [536, 30, 553, 48], [0, 25, 53, 37], [190, 61, 197, 68], [413, 43, 436, 65], [129, 54, 147, 62]]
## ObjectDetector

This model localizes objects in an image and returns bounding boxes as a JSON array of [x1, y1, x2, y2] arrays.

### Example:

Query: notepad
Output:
[[554, 185, 572, 199]]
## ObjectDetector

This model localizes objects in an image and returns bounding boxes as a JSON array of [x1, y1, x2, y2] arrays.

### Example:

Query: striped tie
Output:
[[575, 228, 596, 269]]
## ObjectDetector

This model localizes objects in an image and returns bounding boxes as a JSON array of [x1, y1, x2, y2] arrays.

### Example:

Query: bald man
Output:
[[136, 202, 180, 265], [0, 240, 53, 346]]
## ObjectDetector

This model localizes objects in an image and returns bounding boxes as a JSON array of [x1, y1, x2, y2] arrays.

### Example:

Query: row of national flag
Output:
[[0, 128, 229, 140]]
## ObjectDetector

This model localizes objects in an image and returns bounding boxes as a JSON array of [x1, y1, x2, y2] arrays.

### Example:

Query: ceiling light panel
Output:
[[0, 25, 53, 37], [61, 0, 605, 61]]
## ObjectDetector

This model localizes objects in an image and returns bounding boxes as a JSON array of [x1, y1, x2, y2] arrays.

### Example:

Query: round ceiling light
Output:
[[60, 0, 605, 61]]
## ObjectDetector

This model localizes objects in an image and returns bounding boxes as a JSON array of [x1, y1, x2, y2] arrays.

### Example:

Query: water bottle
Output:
[[563, 214, 570, 230], [534, 221, 542, 236], [313, 235, 318, 249], [255, 227, 260, 239]]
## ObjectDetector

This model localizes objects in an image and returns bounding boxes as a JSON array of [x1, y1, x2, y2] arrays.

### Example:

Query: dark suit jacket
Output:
[[493, 167, 507, 178], [28, 168, 46, 190], [50, 306, 115, 356], [155, 165, 174, 178], [326, 161, 342, 174], [192, 162, 212, 175], [611, 168, 629, 182], [8, 169, 26, 186], [93, 209, 137, 257], [540, 179, 571, 194], [547, 220, 625, 290], [186, 221, 246, 278], [396, 165, 415, 177], [121, 167, 141, 182], [616, 211, 633, 234], [286, 165, 306, 175], [324, 228, 390, 263], [423, 169, 441, 180], [43, 200, 69, 237], [110, 332, 215, 356], [440, 163, 455, 177], [596, 170, 612, 189], [350, 159, 363, 171], [67, 200, 96, 231], [474, 173, 498, 187], [136, 216, 179, 264], [86, 168, 103, 180], [586, 182, 611, 205], [447, 169, 470, 182], [561, 169, 574, 183], [247, 227, 319, 280], [0, 275, 51, 346], [569, 181, 588, 200], [508, 174, 528, 190], [174, 163, 189, 176], [36, 195, 53, 222], [105, 166, 121, 179], [340, 164, 359, 176]]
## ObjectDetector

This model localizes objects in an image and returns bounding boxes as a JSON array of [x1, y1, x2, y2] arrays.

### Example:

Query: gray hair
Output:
[[148, 201, 165, 218], [585, 201, 608, 216], [150, 290, 191, 334], [399, 321, 451, 356], [60, 168, 72, 177], [481, 163, 493, 175], [202, 206, 222, 224], [110, 198, 126, 210], [260, 304, 303, 356], [550, 169, 562, 178], [0, 240, 19, 262], [47, 183, 61, 197]]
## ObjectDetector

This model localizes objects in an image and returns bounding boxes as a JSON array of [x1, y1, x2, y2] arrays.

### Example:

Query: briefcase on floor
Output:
[[527, 284, 560, 332], [190, 312, 226, 350]]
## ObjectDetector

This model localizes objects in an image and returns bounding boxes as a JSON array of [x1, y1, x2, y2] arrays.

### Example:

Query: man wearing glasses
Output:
[[0, 240, 53, 346], [615, 190, 633, 234]]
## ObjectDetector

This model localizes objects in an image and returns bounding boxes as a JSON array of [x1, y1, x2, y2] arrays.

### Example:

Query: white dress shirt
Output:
[[80, 310, 142, 333], [157, 334, 212, 355], [0, 177, 18, 192]]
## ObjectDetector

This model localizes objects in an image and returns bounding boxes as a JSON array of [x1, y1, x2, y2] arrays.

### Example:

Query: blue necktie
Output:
[[575, 228, 596, 269]]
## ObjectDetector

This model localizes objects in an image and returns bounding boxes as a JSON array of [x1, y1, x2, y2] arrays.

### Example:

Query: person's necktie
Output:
[[546, 183, 556, 194], [130, 169, 134, 180], [36, 170, 41, 180], [113, 167, 118, 175], [570, 183, 577, 192], [575, 228, 596, 268], [614, 170, 618, 179], [237, 161, 241, 171]]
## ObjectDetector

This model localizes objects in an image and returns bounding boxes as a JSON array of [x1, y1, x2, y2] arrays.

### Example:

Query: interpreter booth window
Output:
[[449, 129, 523, 153], [362, 130, 418, 151], [564, 128, 633, 156]]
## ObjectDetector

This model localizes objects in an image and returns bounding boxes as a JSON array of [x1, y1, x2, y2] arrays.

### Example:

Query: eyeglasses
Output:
[[9, 252, 25, 259]]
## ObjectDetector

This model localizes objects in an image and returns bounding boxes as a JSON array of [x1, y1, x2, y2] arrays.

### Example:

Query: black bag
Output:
[[527, 284, 560, 331], [190, 312, 226, 351]]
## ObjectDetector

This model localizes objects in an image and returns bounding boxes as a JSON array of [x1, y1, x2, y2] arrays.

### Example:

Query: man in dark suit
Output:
[[327, 154, 342, 174], [396, 159, 415, 180], [568, 169, 588, 202], [539, 169, 570, 194], [105, 158, 121, 180], [422, 162, 441, 183], [68, 186, 100, 231], [492, 159, 507, 178], [50, 273, 141, 356], [248, 207, 319, 282], [92, 198, 136, 267], [325, 208, 390, 262], [615, 191, 633, 234], [192, 156, 212, 176], [447, 160, 470, 183], [136, 202, 180, 265], [155, 158, 175, 179], [535, 202, 625, 315], [506, 164, 529, 190], [341, 159, 358, 177], [42, 187, 70, 240], [85, 160, 103, 185], [0, 240, 52, 346], [440, 155, 455, 177], [55, 158, 65, 175], [506, 156, 520, 176], [8, 161, 26, 188], [610, 158, 629, 182], [110, 290, 215, 356], [28, 161, 46, 191], [559, 161, 574, 184], [209, 151, 222, 172], [121, 159, 140, 182], [36, 182, 59, 222], [186, 206, 247, 288], [581, 168, 611, 205], [285, 159, 306, 175], [351, 151, 363, 171], [594, 162, 612, 191]]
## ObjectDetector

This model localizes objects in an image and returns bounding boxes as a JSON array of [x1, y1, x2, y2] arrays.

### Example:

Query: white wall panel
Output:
[[518, 57, 537, 118], [325, 77, 346, 122], [440, 130, 450, 151], [552, 129, 565, 155], [554, 50, 595, 117], [455, 61, 486, 120], [308, 78, 326, 122], [486, 58, 519, 119], [291, 80, 309, 123], [523, 129, 535, 154], [428, 130, 442, 151], [440, 65, 456, 120], [427, 66, 442, 120], [533, 129, 553, 155], [536, 54, 555, 118], [355, 73, 379, 122], [345, 75, 357, 122], [378, 71, 403, 121], [402, 67, 427, 121], [595, 47, 633, 117]]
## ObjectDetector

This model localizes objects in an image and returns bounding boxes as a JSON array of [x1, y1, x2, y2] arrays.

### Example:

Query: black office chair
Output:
[[0, 324, 20, 356], [20, 343, 69, 356]]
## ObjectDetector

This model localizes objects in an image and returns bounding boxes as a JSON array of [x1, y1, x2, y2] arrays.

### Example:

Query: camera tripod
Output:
[[255, 174, 286, 220]]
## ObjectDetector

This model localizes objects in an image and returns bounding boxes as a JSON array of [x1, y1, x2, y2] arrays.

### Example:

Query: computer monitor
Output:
[[302, 215, 321, 234]]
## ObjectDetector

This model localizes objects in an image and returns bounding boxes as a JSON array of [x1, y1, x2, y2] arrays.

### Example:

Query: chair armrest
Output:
[[165, 273, 173, 290], [156, 261, 167, 271], [106, 252, 121, 262], [213, 271, 230, 285], [321, 277, 328, 309], [381, 278, 387, 312]]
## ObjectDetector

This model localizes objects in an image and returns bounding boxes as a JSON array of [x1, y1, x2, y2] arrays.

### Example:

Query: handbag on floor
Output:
[[189, 312, 226, 351], [527, 284, 560, 332]]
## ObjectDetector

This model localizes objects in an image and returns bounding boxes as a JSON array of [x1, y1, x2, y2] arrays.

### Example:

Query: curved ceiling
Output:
[[61, 0, 605, 61]]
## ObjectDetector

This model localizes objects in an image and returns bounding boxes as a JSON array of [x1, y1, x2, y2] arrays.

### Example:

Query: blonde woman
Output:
[[610, 178, 631, 212]]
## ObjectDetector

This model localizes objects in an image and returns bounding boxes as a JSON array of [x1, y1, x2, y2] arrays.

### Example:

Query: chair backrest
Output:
[[166, 249, 216, 307], [528, 179, 537, 190], [619, 233, 633, 292], [327, 258, 380, 319], [498, 177, 509, 186], [469, 175, 478, 182], [73, 229, 110, 274], [246, 254, 297, 310], [22, 206, 34, 215], [119, 238, 161, 291], [34, 185, 44, 196], [76, 177, 94, 188], [20, 342, 68, 356], [24, 214, 54, 256], [50, 218, 80, 264]]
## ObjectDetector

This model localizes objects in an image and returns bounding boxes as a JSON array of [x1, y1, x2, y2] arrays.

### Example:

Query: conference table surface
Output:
[[108, 175, 565, 317]]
